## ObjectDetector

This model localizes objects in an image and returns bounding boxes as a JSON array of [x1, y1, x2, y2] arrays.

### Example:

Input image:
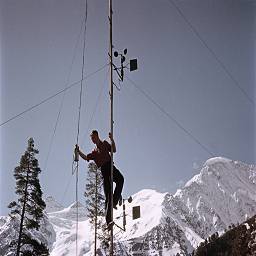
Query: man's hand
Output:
[[76, 145, 88, 161], [109, 132, 114, 141], [109, 132, 116, 152]]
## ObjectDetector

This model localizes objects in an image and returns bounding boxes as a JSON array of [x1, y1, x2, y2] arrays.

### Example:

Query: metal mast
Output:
[[108, 0, 114, 255]]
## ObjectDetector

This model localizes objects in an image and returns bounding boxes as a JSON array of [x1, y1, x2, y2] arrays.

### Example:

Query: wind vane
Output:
[[113, 48, 138, 82]]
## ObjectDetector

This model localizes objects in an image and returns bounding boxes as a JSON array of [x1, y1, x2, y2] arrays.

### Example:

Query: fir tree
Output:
[[84, 162, 107, 251], [8, 138, 48, 256]]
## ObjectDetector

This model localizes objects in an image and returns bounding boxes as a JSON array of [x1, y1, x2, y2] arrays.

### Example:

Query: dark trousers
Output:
[[101, 161, 124, 225]]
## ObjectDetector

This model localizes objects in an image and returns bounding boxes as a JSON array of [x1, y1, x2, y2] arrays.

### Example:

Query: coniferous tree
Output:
[[193, 215, 256, 256], [8, 138, 49, 256], [84, 162, 107, 252]]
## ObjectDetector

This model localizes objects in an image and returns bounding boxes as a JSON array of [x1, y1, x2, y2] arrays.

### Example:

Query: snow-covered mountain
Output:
[[49, 200, 87, 221], [47, 200, 91, 255], [0, 200, 88, 256], [45, 196, 64, 213], [1, 157, 256, 255], [0, 214, 55, 256], [114, 157, 256, 255]]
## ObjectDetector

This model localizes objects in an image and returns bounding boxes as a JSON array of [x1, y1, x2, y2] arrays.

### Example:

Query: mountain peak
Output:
[[69, 201, 85, 209], [204, 156, 232, 166], [171, 157, 256, 242], [45, 196, 64, 213], [47, 200, 87, 221]]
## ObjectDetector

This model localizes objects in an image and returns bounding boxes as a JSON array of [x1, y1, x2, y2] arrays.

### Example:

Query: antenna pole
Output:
[[94, 170, 98, 256], [108, 0, 114, 255]]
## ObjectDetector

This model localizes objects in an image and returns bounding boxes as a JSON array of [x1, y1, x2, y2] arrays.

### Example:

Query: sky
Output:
[[0, 0, 255, 216]]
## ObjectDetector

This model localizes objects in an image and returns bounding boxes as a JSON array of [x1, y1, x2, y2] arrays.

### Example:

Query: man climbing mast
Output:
[[76, 130, 124, 228]]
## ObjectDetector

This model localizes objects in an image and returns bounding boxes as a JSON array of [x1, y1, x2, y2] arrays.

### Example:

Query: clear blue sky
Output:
[[1, 0, 255, 215]]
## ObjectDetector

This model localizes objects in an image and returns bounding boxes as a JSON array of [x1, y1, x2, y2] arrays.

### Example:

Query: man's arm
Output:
[[109, 133, 116, 153], [78, 149, 88, 161], [76, 145, 89, 161]]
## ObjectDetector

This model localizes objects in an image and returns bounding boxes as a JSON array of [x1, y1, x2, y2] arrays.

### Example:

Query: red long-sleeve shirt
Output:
[[87, 140, 111, 167]]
